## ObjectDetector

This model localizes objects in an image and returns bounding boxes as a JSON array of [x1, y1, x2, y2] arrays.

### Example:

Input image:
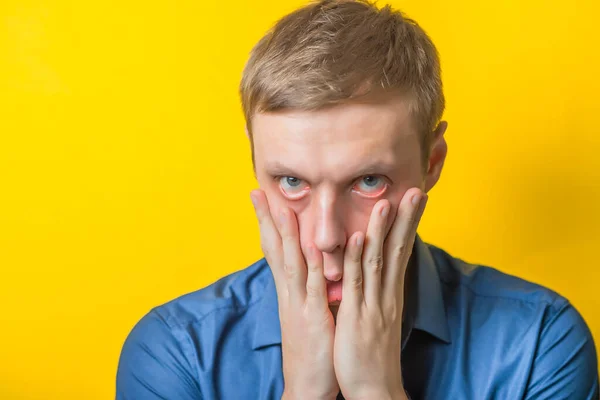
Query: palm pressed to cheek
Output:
[[266, 179, 407, 307]]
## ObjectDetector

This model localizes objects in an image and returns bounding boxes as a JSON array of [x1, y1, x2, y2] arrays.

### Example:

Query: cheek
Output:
[[343, 204, 375, 238], [261, 178, 307, 218], [263, 188, 311, 247]]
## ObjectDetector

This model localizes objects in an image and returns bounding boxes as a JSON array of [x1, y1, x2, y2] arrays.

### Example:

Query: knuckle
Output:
[[307, 260, 319, 274], [279, 224, 295, 242], [283, 262, 298, 278], [283, 261, 291, 273], [367, 254, 384, 273], [391, 243, 409, 259], [349, 275, 363, 290], [305, 284, 321, 299], [278, 226, 290, 240], [387, 303, 400, 322]]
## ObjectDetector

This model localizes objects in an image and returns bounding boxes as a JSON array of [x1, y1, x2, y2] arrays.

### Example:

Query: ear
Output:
[[424, 121, 448, 193]]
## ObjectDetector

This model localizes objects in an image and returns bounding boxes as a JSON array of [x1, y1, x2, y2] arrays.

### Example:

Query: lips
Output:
[[326, 280, 343, 304]]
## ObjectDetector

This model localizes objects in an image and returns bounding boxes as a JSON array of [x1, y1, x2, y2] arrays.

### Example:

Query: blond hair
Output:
[[240, 0, 445, 172]]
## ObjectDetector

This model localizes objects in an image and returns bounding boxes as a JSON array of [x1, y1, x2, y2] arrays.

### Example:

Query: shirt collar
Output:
[[251, 234, 450, 350], [409, 234, 451, 344]]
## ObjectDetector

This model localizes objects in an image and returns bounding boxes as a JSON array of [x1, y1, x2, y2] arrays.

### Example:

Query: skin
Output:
[[248, 92, 448, 399]]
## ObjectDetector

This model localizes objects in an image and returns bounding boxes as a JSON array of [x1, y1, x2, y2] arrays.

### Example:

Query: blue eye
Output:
[[357, 176, 385, 192], [362, 176, 380, 187], [278, 176, 308, 198], [277, 175, 388, 199], [281, 176, 302, 188]]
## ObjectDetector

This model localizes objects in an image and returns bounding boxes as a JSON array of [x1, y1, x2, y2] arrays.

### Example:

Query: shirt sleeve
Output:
[[525, 299, 599, 400], [116, 308, 203, 400]]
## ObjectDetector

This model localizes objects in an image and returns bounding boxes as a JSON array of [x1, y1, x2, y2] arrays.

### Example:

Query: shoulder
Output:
[[124, 257, 271, 346], [428, 243, 565, 309], [116, 258, 272, 398], [151, 257, 272, 330], [426, 243, 599, 398]]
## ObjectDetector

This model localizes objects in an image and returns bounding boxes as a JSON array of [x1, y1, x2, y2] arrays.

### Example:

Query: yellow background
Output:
[[1, 0, 598, 398]]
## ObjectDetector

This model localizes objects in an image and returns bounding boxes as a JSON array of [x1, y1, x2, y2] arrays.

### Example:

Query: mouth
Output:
[[326, 279, 343, 304]]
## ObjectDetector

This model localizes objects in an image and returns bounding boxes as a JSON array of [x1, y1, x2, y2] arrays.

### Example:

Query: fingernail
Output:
[[250, 193, 258, 208], [380, 203, 390, 217], [356, 234, 364, 248], [412, 194, 422, 206]]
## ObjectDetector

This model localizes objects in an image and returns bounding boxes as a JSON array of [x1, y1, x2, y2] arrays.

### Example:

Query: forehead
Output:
[[251, 95, 419, 181]]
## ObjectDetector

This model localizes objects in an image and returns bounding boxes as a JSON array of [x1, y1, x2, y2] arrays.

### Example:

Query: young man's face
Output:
[[251, 93, 447, 316]]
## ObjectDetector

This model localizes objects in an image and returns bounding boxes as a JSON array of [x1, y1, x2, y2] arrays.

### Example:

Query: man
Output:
[[116, 0, 599, 399]]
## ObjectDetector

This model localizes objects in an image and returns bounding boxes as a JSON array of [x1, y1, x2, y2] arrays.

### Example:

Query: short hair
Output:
[[240, 0, 445, 173]]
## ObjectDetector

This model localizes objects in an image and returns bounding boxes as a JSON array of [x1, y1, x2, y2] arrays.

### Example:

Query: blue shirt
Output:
[[116, 235, 599, 399]]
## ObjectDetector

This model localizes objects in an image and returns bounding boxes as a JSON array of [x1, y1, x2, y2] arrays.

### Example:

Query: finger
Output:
[[277, 206, 308, 307], [362, 199, 391, 309], [342, 231, 365, 310], [382, 189, 428, 298], [305, 241, 328, 311], [250, 190, 285, 289]]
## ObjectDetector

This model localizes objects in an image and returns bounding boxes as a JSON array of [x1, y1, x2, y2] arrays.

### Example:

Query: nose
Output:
[[312, 195, 346, 281], [313, 202, 346, 253]]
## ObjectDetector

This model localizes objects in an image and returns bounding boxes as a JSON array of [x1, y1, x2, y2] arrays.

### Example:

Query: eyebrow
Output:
[[264, 160, 397, 182]]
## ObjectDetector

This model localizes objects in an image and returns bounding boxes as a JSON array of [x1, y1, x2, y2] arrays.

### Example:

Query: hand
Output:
[[333, 187, 428, 400], [250, 189, 340, 400]]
